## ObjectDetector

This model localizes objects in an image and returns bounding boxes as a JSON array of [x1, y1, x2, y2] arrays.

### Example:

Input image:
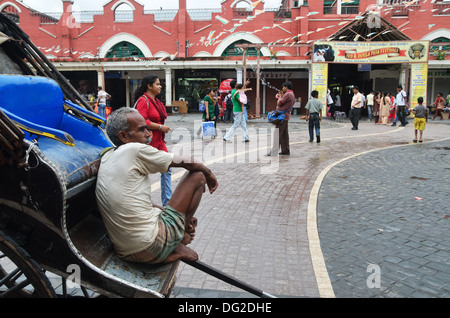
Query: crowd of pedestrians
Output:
[[102, 76, 446, 149]]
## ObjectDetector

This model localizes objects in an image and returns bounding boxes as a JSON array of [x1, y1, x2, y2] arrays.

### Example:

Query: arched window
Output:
[[1, 5, 20, 23], [431, 37, 450, 51], [232, 0, 253, 19], [114, 3, 133, 22], [221, 40, 258, 57], [106, 41, 144, 58]]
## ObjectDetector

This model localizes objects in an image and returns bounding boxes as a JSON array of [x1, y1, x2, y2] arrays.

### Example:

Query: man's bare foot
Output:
[[182, 217, 197, 245], [181, 231, 195, 245], [164, 244, 198, 263]]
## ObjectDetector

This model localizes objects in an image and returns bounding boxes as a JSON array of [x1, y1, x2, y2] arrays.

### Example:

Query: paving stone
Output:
[[160, 114, 450, 298], [317, 136, 450, 298]]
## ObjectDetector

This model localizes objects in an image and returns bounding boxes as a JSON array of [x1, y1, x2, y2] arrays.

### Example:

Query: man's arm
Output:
[[170, 156, 218, 194], [305, 101, 310, 121]]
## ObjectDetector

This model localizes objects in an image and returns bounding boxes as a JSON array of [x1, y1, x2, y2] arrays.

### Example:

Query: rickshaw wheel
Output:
[[0, 230, 56, 298]]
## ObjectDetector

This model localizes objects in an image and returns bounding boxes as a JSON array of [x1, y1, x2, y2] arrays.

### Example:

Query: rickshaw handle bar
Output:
[[183, 259, 276, 298]]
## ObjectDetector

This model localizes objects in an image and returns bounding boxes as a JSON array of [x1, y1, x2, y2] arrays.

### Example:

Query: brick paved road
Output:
[[154, 114, 450, 298], [317, 138, 450, 298]]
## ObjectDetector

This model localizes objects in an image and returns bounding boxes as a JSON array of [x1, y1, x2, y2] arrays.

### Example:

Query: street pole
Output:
[[256, 46, 261, 118]]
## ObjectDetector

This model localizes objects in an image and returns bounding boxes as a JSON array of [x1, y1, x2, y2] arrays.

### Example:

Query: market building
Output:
[[0, 0, 449, 116]]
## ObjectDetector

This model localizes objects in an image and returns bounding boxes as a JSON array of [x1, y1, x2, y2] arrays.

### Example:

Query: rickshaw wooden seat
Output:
[[69, 214, 179, 297]]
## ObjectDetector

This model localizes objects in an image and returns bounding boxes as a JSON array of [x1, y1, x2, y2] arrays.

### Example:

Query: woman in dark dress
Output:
[[373, 91, 381, 124]]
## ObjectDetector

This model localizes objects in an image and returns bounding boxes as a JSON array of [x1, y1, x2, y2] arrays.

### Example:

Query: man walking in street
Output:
[[350, 86, 363, 130], [305, 90, 323, 143], [327, 88, 336, 120], [223, 79, 250, 143], [97, 86, 111, 119], [393, 85, 408, 127], [366, 91, 374, 121]]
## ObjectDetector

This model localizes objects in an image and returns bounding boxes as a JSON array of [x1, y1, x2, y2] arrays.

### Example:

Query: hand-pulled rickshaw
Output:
[[0, 13, 274, 298]]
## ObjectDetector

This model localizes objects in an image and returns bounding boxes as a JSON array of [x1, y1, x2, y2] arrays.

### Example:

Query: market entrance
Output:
[[328, 63, 405, 117], [311, 12, 430, 119]]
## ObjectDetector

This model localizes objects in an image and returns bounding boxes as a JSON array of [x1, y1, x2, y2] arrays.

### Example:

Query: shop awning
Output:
[[327, 11, 410, 42]]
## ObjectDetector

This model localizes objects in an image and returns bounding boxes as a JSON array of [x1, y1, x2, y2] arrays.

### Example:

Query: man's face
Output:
[[120, 112, 152, 145], [78, 80, 88, 94], [353, 89, 358, 94]]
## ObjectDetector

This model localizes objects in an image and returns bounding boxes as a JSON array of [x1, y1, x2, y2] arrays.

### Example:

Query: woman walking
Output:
[[196, 88, 217, 137], [373, 91, 380, 124], [133, 74, 173, 206], [380, 92, 391, 125], [431, 92, 445, 120]]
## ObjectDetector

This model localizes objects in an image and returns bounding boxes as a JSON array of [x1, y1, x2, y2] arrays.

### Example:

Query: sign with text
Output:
[[313, 41, 429, 64], [410, 63, 428, 112], [311, 63, 328, 116]]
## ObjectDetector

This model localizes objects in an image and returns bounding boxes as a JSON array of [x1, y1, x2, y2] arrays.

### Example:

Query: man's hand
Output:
[[204, 169, 218, 194]]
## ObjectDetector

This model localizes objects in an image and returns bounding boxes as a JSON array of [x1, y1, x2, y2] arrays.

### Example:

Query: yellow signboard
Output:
[[311, 63, 328, 116], [410, 63, 428, 112], [313, 41, 429, 64]]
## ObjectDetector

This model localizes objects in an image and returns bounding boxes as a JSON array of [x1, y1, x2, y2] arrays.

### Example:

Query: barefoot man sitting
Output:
[[96, 108, 218, 264]]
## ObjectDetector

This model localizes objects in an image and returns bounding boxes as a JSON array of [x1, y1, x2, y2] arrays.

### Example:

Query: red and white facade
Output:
[[1, 0, 449, 113]]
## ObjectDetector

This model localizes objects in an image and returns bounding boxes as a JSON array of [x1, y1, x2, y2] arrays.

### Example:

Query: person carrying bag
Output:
[[267, 81, 295, 156]]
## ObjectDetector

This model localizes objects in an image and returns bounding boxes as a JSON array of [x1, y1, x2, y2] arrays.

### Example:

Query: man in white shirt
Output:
[[393, 85, 408, 127], [97, 86, 111, 119], [366, 91, 374, 121], [327, 88, 336, 120], [96, 108, 218, 264], [350, 86, 363, 130]]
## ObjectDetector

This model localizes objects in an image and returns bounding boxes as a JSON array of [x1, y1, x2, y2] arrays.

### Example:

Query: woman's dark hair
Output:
[[133, 74, 159, 104], [204, 88, 212, 96], [230, 80, 237, 89]]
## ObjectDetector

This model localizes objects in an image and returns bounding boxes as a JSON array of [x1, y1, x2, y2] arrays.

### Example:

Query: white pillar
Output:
[[263, 83, 266, 115], [125, 79, 130, 107], [399, 65, 406, 89], [97, 69, 104, 89], [165, 68, 172, 106], [236, 67, 243, 84], [308, 65, 312, 97], [337, 0, 342, 14]]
